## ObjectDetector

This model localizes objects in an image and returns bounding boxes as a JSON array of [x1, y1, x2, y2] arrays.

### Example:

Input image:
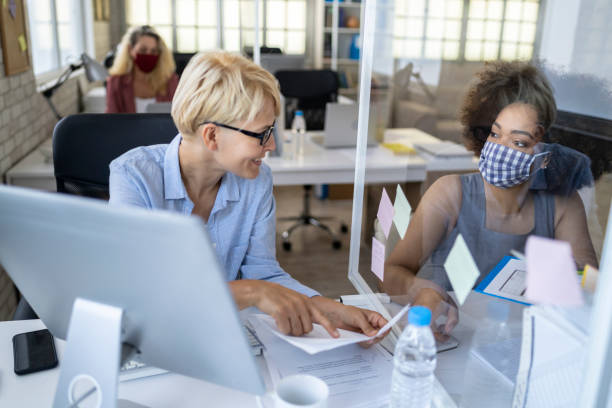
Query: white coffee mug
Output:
[[275, 374, 329, 408]]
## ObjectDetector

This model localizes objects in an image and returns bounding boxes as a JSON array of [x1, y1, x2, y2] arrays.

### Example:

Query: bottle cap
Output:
[[295, 110, 304, 116], [408, 306, 431, 326]]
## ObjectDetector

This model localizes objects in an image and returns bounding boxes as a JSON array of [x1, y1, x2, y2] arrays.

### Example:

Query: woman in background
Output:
[[106, 25, 178, 113]]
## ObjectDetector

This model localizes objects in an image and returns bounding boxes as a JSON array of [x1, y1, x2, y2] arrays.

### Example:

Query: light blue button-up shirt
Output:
[[109, 134, 318, 297]]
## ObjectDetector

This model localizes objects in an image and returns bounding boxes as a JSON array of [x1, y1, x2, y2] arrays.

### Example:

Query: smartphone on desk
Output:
[[13, 329, 58, 375]]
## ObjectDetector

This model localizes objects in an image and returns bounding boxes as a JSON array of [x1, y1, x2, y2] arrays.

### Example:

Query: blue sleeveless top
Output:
[[418, 173, 555, 290]]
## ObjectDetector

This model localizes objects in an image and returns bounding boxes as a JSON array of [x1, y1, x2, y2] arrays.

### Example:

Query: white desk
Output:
[[0, 292, 522, 407]]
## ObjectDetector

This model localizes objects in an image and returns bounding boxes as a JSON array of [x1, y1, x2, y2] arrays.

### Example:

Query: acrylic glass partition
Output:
[[346, 0, 612, 406]]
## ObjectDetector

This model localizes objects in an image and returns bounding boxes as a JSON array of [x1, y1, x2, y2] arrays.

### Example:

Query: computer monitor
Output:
[[260, 54, 305, 75], [0, 185, 265, 407]]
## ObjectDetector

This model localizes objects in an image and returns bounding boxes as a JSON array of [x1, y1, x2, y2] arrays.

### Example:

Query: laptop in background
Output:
[[145, 102, 172, 113], [321, 103, 379, 148]]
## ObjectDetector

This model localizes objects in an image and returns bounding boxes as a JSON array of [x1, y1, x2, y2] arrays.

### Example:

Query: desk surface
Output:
[[0, 292, 522, 407], [5, 129, 478, 190]]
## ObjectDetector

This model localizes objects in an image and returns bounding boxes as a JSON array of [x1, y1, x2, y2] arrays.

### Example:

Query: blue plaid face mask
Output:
[[478, 141, 548, 188]]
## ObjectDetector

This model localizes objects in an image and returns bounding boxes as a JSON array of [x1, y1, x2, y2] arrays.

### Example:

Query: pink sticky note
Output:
[[525, 236, 584, 306], [371, 237, 385, 281], [377, 188, 394, 239]]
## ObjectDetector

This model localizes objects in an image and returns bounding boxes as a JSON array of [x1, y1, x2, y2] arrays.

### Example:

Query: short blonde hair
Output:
[[171, 51, 281, 137], [109, 25, 176, 96]]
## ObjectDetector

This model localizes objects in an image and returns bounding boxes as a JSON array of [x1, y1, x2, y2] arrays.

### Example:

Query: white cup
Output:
[[275, 374, 329, 408]]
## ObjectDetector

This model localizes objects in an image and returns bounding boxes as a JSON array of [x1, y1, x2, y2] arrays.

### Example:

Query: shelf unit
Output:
[[315, 0, 364, 97]]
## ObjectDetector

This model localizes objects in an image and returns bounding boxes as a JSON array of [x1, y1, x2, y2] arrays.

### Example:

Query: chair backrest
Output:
[[53, 113, 178, 200], [275, 69, 339, 130]]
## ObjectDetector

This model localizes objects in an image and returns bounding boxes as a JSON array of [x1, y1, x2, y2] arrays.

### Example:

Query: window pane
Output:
[[57, 23, 76, 64], [522, 1, 539, 22], [197, 0, 218, 26], [266, 29, 285, 49], [503, 21, 519, 41], [445, 0, 463, 18], [429, 0, 445, 18], [224, 29, 241, 51], [176, 0, 196, 26], [424, 40, 442, 59], [485, 21, 501, 40], [286, 31, 305, 54], [444, 20, 461, 40], [407, 18, 424, 38], [517, 44, 532, 60], [487, 0, 504, 20], [407, 0, 425, 17], [224, 1, 240, 28], [30, 22, 56, 74], [287, 1, 306, 30], [126, 0, 148, 25], [405, 39, 422, 58], [177, 27, 196, 52], [156, 26, 174, 50], [483, 41, 498, 60], [394, 17, 406, 36], [520, 22, 536, 43], [32, 0, 53, 22], [198, 28, 218, 50], [426, 18, 444, 39], [393, 38, 405, 57], [443, 41, 459, 59], [465, 41, 482, 60], [240, 1, 256, 28], [500, 42, 517, 59], [55, 0, 70, 22], [267, 1, 286, 29], [467, 20, 484, 40], [469, 1, 487, 19], [505, 0, 522, 21]]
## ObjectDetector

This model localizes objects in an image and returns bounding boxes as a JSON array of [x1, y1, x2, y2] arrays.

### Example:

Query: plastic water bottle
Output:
[[390, 306, 437, 408], [290, 110, 306, 160], [461, 301, 517, 406]]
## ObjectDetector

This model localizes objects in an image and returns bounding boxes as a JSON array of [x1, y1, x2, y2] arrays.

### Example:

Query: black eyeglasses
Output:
[[202, 121, 275, 146]]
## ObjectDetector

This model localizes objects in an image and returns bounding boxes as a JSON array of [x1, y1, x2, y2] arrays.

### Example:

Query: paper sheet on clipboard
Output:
[[475, 256, 531, 305]]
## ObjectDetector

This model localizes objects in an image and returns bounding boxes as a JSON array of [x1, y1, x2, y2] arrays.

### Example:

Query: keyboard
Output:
[[119, 325, 263, 381]]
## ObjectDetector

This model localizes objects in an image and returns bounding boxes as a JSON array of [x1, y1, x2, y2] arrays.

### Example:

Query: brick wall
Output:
[[0, 45, 80, 321]]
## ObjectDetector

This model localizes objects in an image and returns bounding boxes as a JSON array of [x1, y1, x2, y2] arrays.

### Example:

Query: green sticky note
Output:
[[17, 34, 27, 52], [392, 184, 411, 239], [444, 233, 479, 306]]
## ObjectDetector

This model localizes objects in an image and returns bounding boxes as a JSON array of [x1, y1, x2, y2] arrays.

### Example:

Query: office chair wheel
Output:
[[332, 240, 342, 250], [282, 241, 292, 251], [340, 224, 348, 233]]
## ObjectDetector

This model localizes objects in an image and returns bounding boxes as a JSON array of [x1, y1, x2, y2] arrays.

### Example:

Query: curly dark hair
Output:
[[459, 60, 557, 155]]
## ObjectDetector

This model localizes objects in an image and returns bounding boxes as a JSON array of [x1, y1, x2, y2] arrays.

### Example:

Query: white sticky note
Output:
[[525, 236, 584, 306], [444, 233, 479, 305], [393, 184, 412, 239], [377, 188, 394, 239], [371, 237, 385, 281]]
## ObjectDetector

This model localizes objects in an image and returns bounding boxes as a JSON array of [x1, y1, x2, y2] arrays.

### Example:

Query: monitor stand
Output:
[[52, 298, 149, 408]]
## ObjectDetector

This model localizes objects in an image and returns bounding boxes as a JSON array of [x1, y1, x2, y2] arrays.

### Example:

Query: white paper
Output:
[[482, 258, 528, 303], [249, 316, 393, 408], [250, 304, 410, 355]]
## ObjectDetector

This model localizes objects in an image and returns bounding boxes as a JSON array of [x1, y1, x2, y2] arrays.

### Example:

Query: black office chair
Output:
[[274, 70, 348, 251], [13, 113, 178, 320]]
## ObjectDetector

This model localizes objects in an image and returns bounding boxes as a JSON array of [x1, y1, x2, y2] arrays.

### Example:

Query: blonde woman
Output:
[[106, 25, 178, 113], [109, 51, 388, 340]]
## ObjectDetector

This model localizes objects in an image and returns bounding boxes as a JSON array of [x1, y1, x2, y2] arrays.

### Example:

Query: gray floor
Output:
[[274, 175, 612, 299]]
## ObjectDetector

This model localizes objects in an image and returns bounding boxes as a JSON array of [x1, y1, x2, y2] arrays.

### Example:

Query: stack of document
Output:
[[413, 141, 473, 157]]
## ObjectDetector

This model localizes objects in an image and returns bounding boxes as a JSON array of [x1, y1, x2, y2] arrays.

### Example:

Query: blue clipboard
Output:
[[475, 255, 531, 306]]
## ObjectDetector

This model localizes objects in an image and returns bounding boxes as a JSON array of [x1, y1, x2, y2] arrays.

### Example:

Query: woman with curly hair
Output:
[[383, 61, 598, 336], [106, 25, 178, 113]]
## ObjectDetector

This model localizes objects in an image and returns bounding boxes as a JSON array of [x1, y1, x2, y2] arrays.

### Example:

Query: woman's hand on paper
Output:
[[310, 296, 389, 348]]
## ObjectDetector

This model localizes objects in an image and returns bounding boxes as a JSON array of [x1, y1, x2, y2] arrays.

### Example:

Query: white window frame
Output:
[[125, 0, 307, 55], [26, 0, 94, 84], [393, 0, 545, 62]]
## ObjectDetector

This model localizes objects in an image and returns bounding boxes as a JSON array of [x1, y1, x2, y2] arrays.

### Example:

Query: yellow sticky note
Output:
[[2, 0, 6, 8], [392, 184, 411, 239], [444, 233, 480, 305], [18, 34, 27, 52], [582, 264, 599, 292]]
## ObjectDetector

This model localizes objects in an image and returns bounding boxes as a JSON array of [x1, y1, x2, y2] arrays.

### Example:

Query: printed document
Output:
[[250, 304, 409, 354], [249, 316, 394, 408]]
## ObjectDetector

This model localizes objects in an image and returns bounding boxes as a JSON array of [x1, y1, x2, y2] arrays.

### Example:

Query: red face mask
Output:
[[134, 53, 159, 73]]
